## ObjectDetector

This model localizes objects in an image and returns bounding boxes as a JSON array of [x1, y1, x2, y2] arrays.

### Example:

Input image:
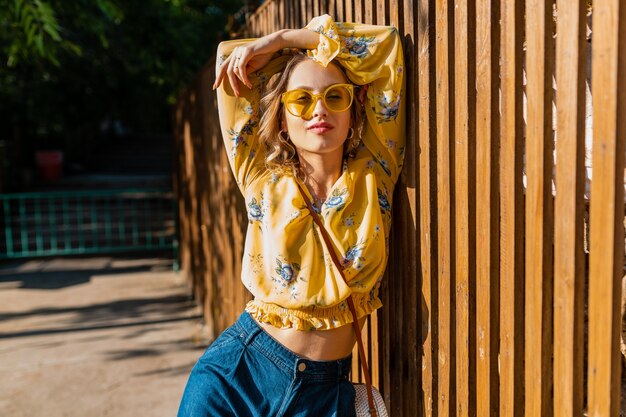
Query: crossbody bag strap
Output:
[[296, 182, 378, 417]]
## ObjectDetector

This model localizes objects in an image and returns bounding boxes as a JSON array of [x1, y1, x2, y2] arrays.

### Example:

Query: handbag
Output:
[[297, 183, 389, 417]]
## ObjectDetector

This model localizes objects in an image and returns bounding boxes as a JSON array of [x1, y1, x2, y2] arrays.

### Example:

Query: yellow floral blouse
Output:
[[215, 14, 405, 330]]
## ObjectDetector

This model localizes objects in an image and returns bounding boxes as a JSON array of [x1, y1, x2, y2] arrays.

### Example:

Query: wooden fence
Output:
[[173, 0, 625, 415]]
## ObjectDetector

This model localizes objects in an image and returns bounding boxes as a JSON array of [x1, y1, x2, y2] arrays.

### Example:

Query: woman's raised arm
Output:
[[213, 29, 319, 95]]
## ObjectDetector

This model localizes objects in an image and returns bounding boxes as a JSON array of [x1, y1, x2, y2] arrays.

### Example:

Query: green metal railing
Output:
[[1, 188, 178, 268]]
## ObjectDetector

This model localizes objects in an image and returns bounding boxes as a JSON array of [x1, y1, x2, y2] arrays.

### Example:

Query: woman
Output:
[[178, 14, 404, 416]]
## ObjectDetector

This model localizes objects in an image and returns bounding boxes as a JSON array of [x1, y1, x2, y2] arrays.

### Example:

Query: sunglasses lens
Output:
[[283, 85, 353, 117], [284, 90, 315, 118], [324, 85, 353, 112]]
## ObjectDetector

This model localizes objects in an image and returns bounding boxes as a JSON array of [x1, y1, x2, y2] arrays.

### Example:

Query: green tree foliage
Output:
[[0, 0, 242, 170]]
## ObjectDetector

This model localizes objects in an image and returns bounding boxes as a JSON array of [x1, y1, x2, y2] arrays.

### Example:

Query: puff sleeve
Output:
[[214, 40, 293, 192]]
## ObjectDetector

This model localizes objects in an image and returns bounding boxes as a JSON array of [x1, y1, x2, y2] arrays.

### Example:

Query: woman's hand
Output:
[[213, 33, 285, 95], [213, 29, 320, 96]]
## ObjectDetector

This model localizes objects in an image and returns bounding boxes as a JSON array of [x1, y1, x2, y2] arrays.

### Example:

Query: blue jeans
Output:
[[177, 311, 356, 416]]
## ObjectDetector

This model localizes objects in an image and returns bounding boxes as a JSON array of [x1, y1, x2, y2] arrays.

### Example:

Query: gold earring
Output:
[[346, 127, 354, 139]]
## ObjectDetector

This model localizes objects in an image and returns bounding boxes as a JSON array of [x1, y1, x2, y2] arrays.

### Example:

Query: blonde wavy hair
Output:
[[257, 53, 366, 179]]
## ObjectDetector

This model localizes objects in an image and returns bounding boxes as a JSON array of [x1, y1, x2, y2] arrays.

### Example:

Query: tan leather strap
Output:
[[297, 182, 379, 417]]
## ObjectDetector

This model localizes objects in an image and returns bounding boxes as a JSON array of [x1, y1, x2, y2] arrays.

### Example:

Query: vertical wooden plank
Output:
[[354, 0, 363, 23], [587, 0, 626, 415], [380, 255, 392, 404], [293, 0, 299, 29], [417, 0, 435, 414], [388, 0, 397, 28], [394, 1, 418, 416], [293, 0, 300, 28], [304, 0, 315, 23], [553, 0, 587, 415], [336, 0, 344, 22], [475, 0, 500, 415], [345, 0, 353, 23], [300, 0, 307, 27], [454, 0, 473, 415], [326, 0, 335, 20], [436, 0, 452, 414], [364, 0, 373, 25], [377, 0, 387, 25], [499, 0, 525, 416], [524, 0, 555, 416], [370, 309, 380, 388], [352, 342, 360, 381], [386, 223, 404, 414], [362, 314, 370, 383], [286, 0, 292, 28]]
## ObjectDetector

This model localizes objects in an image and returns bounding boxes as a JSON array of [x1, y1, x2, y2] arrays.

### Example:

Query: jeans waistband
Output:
[[233, 311, 352, 381]]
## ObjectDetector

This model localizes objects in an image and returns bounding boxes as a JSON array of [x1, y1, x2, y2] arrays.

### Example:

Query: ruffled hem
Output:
[[245, 292, 383, 331]]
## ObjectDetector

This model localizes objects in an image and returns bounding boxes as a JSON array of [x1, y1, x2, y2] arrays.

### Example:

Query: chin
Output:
[[303, 142, 344, 154]]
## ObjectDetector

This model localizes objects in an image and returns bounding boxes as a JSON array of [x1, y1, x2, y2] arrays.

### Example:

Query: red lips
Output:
[[307, 122, 334, 130]]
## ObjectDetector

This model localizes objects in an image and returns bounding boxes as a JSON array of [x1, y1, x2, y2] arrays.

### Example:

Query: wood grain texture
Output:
[[417, 0, 436, 415], [524, 0, 555, 416], [475, 0, 500, 415], [435, 0, 452, 415], [553, 1, 587, 416], [587, 1, 626, 416], [453, 0, 472, 415], [499, 0, 524, 416]]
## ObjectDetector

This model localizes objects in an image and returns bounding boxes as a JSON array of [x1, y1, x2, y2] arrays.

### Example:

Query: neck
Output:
[[297, 149, 343, 198]]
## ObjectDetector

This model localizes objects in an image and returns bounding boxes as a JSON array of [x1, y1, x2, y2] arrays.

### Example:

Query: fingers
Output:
[[212, 47, 253, 94], [237, 52, 253, 89], [226, 52, 240, 96], [213, 57, 228, 90]]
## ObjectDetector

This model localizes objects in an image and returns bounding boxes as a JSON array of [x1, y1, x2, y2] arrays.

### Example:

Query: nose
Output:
[[310, 96, 328, 118]]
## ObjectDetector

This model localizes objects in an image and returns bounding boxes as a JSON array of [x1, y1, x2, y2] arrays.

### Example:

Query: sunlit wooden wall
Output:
[[174, 0, 625, 415]]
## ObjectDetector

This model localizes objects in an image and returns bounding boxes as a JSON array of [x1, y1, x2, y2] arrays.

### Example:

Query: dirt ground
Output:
[[0, 256, 210, 417]]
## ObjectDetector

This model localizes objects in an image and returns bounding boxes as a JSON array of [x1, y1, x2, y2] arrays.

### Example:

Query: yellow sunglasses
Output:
[[281, 83, 355, 119]]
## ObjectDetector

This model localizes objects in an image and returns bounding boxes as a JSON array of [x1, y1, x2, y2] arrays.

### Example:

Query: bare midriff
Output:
[[254, 316, 367, 361]]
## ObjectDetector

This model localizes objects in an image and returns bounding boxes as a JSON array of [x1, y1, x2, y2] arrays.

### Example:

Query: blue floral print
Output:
[[342, 242, 366, 269], [373, 92, 401, 123], [311, 24, 339, 41], [378, 157, 391, 176], [247, 197, 263, 222], [240, 119, 257, 134], [227, 119, 258, 158], [343, 35, 376, 58], [227, 128, 247, 150], [324, 188, 348, 211], [274, 258, 301, 286], [377, 189, 391, 212]]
